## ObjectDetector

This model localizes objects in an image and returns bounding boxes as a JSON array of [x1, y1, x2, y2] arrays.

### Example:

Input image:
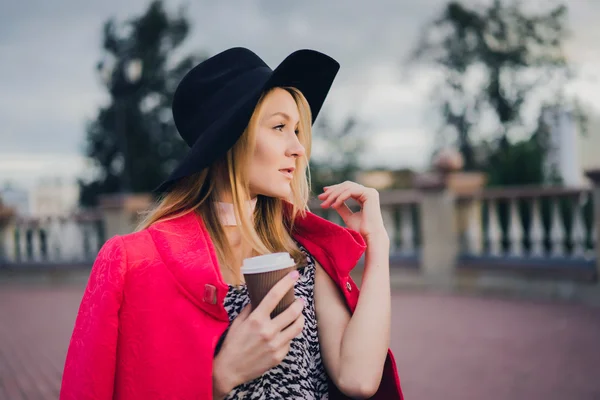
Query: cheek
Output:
[[251, 136, 280, 169]]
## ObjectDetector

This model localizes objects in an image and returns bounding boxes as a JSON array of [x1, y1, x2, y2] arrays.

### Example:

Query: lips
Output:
[[279, 168, 295, 179]]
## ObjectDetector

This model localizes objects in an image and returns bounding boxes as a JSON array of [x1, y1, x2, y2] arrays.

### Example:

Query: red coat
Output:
[[60, 210, 403, 399]]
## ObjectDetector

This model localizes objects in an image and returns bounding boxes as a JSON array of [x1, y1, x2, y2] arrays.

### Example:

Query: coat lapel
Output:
[[147, 212, 230, 321]]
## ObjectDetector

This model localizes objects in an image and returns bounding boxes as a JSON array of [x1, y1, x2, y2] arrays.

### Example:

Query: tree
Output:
[[309, 115, 366, 193], [408, 0, 575, 175], [79, 1, 204, 206]]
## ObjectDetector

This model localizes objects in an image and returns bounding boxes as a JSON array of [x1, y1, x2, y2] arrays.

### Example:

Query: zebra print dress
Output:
[[220, 244, 329, 399]]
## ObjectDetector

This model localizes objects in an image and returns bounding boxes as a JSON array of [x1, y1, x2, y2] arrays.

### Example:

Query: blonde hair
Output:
[[137, 87, 313, 284]]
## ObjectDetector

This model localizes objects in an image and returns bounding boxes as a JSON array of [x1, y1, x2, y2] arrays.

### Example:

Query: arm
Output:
[[59, 236, 127, 400], [315, 234, 391, 399]]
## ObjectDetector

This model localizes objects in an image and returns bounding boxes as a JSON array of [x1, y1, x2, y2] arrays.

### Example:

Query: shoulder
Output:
[[113, 211, 205, 265], [95, 234, 127, 266], [119, 228, 157, 259], [95, 225, 160, 274]]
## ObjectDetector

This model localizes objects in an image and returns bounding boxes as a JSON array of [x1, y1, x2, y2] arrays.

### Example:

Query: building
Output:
[[542, 106, 600, 186], [30, 177, 80, 218], [579, 114, 600, 174], [542, 106, 584, 186]]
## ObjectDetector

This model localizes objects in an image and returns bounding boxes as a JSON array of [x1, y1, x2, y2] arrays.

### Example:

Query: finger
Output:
[[273, 342, 292, 365], [333, 201, 354, 221], [317, 191, 329, 199], [271, 298, 304, 332], [318, 182, 350, 200], [335, 184, 371, 207], [320, 186, 347, 207], [235, 303, 252, 323], [317, 186, 336, 200], [277, 312, 305, 343], [331, 188, 354, 209], [254, 270, 300, 317], [323, 184, 358, 208]]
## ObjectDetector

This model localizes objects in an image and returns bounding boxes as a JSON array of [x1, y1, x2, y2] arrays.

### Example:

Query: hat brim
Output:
[[154, 49, 340, 194]]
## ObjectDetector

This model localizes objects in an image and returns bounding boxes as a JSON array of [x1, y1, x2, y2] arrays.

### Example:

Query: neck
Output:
[[215, 197, 257, 284], [215, 197, 258, 226]]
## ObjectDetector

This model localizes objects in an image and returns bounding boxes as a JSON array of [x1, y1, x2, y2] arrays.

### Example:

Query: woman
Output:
[[60, 47, 403, 399]]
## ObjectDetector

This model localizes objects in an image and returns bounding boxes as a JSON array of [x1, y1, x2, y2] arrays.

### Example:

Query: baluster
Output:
[[88, 222, 101, 256], [529, 198, 544, 257], [30, 225, 41, 262], [465, 200, 482, 255], [19, 224, 29, 261], [487, 199, 502, 256], [508, 198, 523, 257], [380, 206, 397, 253], [2, 223, 17, 262], [400, 204, 415, 255], [549, 197, 565, 257], [79, 221, 94, 260], [591, 214, 597, 254], [14, 225, 22, 262], [571, 194, 586, 258], [47, 218, 61, 262], [63, 220, 80, 261], [77, 223, 88, 261]]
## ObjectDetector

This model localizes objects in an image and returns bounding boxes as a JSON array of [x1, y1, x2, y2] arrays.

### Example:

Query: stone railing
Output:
[[0, 194, 153, 267], [1, 173, 599, 303], [0, 211, 104, 266], [310, 170, 600, 290], [459, 187, 595, 260]]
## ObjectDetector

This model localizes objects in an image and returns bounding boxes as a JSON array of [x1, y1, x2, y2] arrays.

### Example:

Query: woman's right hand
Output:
[[212, 270, 305, 398]]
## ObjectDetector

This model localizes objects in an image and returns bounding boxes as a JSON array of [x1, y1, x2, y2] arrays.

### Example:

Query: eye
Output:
[[294, 129, 300, 135], [274, 124, 285, 131]]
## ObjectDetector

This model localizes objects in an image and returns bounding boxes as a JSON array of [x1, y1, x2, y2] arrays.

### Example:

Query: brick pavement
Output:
[[1, 283, 599, 399]]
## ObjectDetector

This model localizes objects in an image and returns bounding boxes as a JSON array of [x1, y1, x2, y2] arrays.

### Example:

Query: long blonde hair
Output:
[[137, 87, 313, 284]]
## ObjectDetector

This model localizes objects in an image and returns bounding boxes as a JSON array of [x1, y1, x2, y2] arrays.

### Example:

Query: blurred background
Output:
[[1, 0, 600, 399]]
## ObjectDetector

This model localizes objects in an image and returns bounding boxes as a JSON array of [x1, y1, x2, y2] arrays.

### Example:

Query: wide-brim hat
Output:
[[154, 47, 340, 193]]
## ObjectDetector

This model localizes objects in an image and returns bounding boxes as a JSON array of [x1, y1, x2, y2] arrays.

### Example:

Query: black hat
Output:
[[155, 47, 340, 193]]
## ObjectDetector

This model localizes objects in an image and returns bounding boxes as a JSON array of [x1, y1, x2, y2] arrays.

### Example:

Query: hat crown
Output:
[[155, 47, 340, 193], [172, 47, 271, 146]]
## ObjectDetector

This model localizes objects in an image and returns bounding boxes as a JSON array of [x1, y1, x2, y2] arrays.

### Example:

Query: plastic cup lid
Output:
[[241, 252, 295, 274]]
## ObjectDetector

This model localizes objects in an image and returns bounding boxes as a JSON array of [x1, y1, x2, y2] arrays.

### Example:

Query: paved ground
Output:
[[1, 283, 599, 400]]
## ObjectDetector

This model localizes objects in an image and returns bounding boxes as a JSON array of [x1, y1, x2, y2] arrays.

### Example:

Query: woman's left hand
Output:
[[318, 181, 389, 243]]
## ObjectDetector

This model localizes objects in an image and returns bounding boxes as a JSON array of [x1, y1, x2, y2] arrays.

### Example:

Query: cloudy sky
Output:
[[2, 0, 600, 189]]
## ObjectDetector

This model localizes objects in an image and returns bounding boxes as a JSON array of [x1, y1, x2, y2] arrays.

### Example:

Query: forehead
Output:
[[260, 88, 300, 121]]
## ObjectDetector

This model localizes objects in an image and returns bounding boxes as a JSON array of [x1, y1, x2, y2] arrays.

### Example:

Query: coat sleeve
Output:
[[59, 236, 127, 400]]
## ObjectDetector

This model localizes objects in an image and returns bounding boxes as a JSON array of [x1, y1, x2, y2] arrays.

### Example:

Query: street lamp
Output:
[[97, 55, 143, 193]]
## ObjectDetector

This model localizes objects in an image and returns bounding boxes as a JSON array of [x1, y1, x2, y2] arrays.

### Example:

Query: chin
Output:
[[256, 185, 292, 200]]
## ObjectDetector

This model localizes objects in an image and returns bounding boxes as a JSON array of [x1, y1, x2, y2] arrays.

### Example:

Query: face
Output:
[[247, 88, 306, 199]]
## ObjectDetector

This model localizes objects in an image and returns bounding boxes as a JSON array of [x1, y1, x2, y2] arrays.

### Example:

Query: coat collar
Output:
[[146, 205, 366, 321]]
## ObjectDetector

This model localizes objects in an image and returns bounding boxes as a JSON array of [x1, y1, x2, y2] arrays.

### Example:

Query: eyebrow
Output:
[[268, 112, 299, 123]]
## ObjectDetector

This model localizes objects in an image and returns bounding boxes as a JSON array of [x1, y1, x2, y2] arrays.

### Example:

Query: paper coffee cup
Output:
[[241, 252, 297, 318]]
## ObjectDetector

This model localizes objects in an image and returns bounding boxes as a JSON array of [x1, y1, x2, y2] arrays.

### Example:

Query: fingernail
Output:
[[289, 270, 299, 279]]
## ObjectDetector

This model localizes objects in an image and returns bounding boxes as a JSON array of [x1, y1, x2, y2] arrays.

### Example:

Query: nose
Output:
[[286, 135, 306, 159]]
